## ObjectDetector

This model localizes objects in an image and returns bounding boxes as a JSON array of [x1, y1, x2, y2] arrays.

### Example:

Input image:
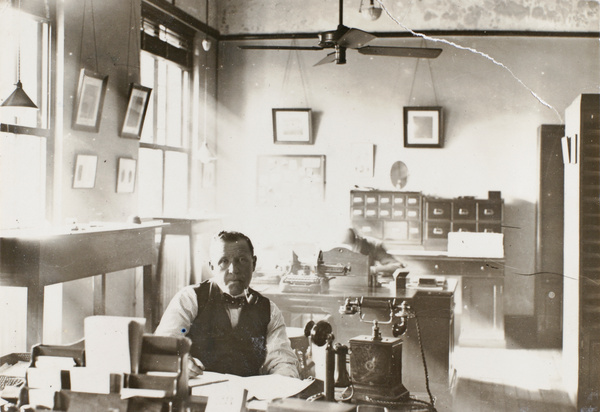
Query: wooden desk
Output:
[[396, 254, 506, 347], [0, 222, 164, 350], [257, 281, 456, 411]]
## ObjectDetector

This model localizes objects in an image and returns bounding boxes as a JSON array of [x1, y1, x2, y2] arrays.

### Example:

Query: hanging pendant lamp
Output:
[[1, 0, 38, 109]]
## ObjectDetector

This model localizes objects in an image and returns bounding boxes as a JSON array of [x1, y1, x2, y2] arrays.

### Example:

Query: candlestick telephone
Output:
[[304, 297, 438, 411]]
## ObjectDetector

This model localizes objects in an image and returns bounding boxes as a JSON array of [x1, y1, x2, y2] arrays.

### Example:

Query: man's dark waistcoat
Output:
[[186, 280, 271, 376]]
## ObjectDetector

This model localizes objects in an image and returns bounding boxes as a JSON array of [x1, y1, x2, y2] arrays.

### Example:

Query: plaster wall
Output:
[[215, 35, 599, 317], [58, 0, 143, 343]]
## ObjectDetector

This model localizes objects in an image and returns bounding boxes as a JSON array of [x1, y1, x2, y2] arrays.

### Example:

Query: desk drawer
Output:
[[477, 200, 502, 221], [426, 200, 452, 220], [426, 221, 451, 239]]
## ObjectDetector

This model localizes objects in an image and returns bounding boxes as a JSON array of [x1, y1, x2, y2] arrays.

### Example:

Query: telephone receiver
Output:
[[304, 320, 350, 402]]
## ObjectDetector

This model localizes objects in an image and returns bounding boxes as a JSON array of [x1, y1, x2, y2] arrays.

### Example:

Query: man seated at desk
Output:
[[155, 230, 300, 379], [339, 228, 406, 277]]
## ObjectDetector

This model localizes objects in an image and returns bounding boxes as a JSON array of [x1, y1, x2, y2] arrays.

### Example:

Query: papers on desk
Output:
[[84, 316, 146, 374], [190, 372, 314, 401]]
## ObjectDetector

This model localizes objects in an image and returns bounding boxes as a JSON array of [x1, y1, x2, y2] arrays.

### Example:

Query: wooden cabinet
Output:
[[350, 190, 423, 244], [399, 256, 505, 347], [563, 94, 600, 410], [350, 190, 503, 251], [423, 196, 503, 250]]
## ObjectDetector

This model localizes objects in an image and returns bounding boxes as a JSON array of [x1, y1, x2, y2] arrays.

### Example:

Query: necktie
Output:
[[223, 293, 246, 308]]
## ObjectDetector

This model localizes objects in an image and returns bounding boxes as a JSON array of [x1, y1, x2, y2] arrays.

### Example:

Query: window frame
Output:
[[139, 6, 194, 217]]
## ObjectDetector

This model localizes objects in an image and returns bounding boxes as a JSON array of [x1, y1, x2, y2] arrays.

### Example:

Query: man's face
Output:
[[209, 239, 257, 296]]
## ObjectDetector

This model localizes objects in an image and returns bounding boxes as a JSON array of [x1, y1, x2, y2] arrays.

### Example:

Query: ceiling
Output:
[[211, 0, 600, 36]]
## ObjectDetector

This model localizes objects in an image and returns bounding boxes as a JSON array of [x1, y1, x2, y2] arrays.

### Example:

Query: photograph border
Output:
[[72, 154, 98, 189], [116, 157, 137, 193], [72, 69, 108, 132], [120, 83, 152, 139], [403, 106, 443, 148], [272, 108, 313, 145]]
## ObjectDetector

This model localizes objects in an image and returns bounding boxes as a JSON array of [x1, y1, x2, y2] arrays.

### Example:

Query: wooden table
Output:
[[0, 222, 165, 350]]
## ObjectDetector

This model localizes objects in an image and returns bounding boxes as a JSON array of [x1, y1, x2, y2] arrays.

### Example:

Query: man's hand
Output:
[[188, 357, 205, 377]]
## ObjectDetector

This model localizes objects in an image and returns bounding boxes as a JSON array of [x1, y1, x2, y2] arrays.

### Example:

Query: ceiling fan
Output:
[[238, 0, 442, 66]]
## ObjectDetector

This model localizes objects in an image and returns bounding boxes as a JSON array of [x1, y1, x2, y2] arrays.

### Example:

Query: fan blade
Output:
[[314, 52, 337, 66], [338, 28, 376, 49], [357, 46, 442, 58], [238, 45, 324, 51]]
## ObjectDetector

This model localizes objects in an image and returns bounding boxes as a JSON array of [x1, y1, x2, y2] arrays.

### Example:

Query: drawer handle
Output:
[[458, 208, 469, 215], [433, 228, 444, 235], [484, 209, 495, 216], [433, 208, 444, 215]]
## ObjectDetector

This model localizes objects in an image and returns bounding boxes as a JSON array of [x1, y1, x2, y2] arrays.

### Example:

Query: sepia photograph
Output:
[[0, 0, 598, 411]]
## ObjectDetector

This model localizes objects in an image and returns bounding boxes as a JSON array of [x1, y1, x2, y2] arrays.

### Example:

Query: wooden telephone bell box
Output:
[[349, 334, 408, 402]]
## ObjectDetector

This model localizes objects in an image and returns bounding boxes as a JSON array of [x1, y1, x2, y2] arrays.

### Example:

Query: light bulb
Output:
[[360, 1, 382, 21]]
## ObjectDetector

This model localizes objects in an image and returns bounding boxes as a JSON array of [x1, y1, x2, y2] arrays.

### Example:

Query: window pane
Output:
[[163, 151, 188, 216], [156, 60, 167, 145], [0, 133, 46, 229], [0, 11, 47, 128], [138, 148, 164, 216], [166, 65, 182, 147]]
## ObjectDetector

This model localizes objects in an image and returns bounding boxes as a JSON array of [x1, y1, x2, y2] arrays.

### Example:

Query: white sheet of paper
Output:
[[69, 367, 112, 394], [190, 372, 314, 401], [84, 316, 146, 373]]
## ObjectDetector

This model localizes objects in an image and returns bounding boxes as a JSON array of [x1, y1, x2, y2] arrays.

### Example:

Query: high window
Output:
[[138, 10, 193, 217], [0, 7, 51, 230]]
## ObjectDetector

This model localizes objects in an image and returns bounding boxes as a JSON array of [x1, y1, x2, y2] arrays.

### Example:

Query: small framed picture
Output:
[[121, 83, 152, 139], [72, 69, 108, 132], [116, 157, 137, 193], [403, 107, 443, 148], [73, 154, 98, 189], [272, 108, 313, 144]]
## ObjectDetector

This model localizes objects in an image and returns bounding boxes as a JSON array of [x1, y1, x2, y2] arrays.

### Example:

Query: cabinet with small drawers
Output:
[[351, 190, 503, 251], [350, 190, 423, 244], [424, 196, 503, 250]]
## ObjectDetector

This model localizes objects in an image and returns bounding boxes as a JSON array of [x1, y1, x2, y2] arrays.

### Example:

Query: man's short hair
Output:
[[212, 230, 255, 256]]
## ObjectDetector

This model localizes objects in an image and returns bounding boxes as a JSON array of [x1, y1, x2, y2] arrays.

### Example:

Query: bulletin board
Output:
[[257, 155, 326, 206]]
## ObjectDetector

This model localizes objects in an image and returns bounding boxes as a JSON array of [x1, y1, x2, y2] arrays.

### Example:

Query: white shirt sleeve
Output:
[[261, 301, 300, 378], [154, 286, 198, 337]]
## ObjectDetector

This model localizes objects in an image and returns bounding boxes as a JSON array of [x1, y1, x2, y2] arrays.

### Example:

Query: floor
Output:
[[448, 346, 574, 412]]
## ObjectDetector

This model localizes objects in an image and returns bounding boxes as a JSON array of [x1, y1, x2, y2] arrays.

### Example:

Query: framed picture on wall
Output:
[[73, 154, 98, 189], [72, 69, 108, 132], [116, 157, 137, 193], [272, 108, 313, 144], [120, 84, 152, 139], [403, 106, 443, 148]]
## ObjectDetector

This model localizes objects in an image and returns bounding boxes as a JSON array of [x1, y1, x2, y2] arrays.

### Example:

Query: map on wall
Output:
[[257, 155, 326, 207]]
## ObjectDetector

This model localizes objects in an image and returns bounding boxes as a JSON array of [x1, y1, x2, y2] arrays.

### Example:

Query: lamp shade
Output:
[[1, 81, 38, 109]]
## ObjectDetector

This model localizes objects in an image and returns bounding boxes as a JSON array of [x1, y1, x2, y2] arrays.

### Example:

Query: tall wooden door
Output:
[[563, 94, 600, 410]]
